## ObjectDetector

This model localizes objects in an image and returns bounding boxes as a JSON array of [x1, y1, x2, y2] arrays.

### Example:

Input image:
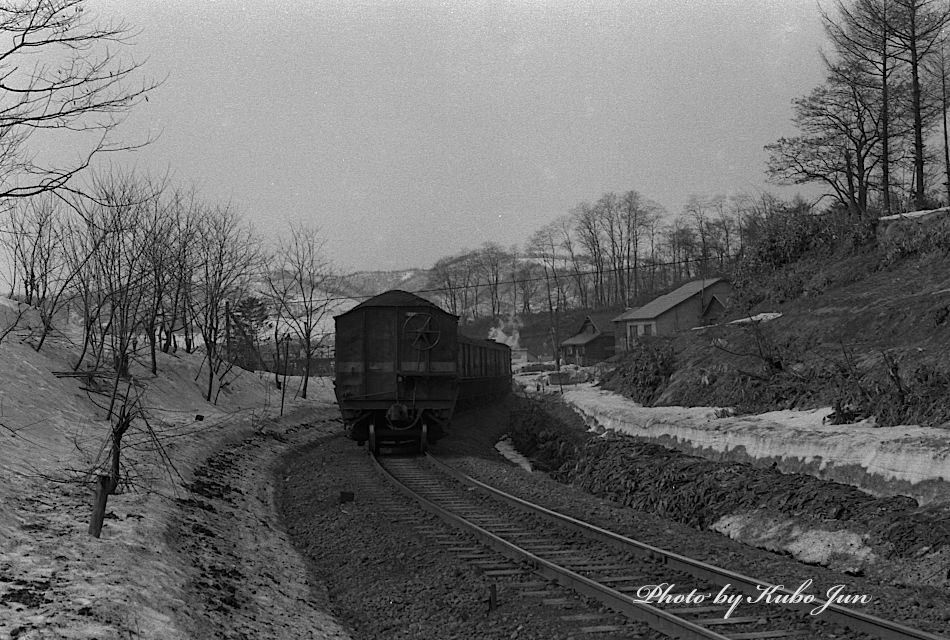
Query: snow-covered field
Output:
[[0, 300, 348, 640]]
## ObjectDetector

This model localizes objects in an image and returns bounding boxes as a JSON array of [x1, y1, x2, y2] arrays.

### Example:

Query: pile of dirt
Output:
[[505, 397, 585, 476], [506, 397, 950, 581], [598, 339, 675, 405], [567, 433, 950, 561]]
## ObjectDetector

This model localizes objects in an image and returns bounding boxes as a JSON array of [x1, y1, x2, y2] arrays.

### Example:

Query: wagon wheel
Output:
[[419, 423, 428, 454], [404, 313, 440, 351], [369, 423, 378, 455]]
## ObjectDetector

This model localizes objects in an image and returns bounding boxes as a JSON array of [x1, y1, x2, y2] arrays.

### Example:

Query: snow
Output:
[[728, 312, 783, 324], [711, 513, 877, 573], [560, 384, 950, 505], [494, 436, 533, 472], [263, 294, 358, 346], [691, 312, 783, 330], [878, 206, 950, 222], [0, 305, 350, 640]]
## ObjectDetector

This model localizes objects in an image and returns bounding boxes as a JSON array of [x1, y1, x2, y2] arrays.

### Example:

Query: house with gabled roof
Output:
[[559, 312, 617, 366], [613, 277, 732, 351]]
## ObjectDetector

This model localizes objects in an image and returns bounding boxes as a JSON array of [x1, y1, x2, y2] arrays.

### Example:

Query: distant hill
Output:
[[337, 269, 432, 300]]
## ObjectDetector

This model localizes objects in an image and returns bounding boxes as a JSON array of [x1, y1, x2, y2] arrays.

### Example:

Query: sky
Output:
[[86, 0, 829, 272]]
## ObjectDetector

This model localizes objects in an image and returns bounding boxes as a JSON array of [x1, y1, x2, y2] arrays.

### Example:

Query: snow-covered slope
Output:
[[0, 304, 348, 640]]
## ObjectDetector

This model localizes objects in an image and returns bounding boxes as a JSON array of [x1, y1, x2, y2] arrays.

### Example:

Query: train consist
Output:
[[334, 290, 511, 452]]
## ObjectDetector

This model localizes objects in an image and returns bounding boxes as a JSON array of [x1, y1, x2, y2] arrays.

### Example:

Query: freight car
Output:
[[334, 290, 510, 453]]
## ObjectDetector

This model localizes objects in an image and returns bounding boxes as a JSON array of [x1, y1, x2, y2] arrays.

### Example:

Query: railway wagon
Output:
[[457, 335, 512, 406], [334, 290, 510, 452]]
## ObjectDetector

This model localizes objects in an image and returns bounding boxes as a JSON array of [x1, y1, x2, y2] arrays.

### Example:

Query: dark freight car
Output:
[[334, 290, 510, 452], [458, 335, 512, 405]]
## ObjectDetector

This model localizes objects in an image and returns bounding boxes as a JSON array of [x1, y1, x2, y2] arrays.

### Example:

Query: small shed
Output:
[[559, 312, 617, 366], [613, 278, 732, 351]]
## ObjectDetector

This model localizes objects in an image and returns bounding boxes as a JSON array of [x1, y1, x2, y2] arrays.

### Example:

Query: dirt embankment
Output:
[[167, 410, 352, 640], [595, 236, 950, 431], [508, 395, 950, 587]]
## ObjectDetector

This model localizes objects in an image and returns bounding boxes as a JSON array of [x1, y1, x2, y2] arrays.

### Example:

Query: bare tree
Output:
[[573, 202, 607, 307], [189, 205, 260, 402], [926, 37, 950, 203], [73, 170, 163, 381], [160, 190, 202, 355], [552, 214, 588, 308], [0, 0, 156, 198], [1, 193, 102, 351], [429, 255, 462, 315], [263, 222, 335, 399], [886, 0, 950, 208], [822, 0, 901, 213], [475, 242, 508, 318], [514, 259, 541, 314], [766, 65, 886, 219]]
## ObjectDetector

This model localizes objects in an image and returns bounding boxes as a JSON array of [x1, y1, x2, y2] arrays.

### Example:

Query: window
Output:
[[642, 324, 653, 336]]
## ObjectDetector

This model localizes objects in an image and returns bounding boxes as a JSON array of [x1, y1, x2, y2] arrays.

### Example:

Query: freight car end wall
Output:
[[457, 336, 512, 407], [333, 289, 513, 450]]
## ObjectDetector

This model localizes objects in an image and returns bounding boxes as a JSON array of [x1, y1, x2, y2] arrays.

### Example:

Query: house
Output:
[[559, 312, 617, 366], [613, 278, 732, 351]]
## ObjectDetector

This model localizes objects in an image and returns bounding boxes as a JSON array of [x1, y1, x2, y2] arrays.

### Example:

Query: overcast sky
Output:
[[90, 0, 828, 272]]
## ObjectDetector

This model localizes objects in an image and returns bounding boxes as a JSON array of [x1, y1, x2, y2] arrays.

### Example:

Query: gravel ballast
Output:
[[276, 434, 654, 640], [275, 397, 950, 638]]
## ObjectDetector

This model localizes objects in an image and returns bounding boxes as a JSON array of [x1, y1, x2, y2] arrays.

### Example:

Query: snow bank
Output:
[[0, 327, 344, 640], [711, 513, 877, 573], [0, 296, 42, 332], [728, 312, 783, 324], [562, 384, 950, 505], [878, 206, 950, 222], [495, 436, 533, 472]]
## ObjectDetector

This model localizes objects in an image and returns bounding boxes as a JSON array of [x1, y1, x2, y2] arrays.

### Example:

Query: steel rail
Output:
[[371, 453, 737, 640], [426, 452, 949, 640]]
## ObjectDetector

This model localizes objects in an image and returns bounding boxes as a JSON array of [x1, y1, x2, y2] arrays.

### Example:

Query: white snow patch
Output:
[[712, 513, 876, 572], [495, 436, 533, 472], [561, 384, 950, 503], [879, 206, 950, 222], [728, 312, 783, 324]]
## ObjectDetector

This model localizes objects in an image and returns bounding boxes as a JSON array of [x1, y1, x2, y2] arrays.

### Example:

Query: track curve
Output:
[[371, 450, 949, 640]]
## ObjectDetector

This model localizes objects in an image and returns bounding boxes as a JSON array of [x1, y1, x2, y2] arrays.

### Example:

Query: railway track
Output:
[[371, 450, 949, 640]]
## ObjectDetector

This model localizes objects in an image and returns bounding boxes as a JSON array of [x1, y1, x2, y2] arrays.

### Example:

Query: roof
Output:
[[587, 312, 619, 332], [561, 332, 611, 346], [336, 289, 443, 317], [561, 312, 619, 347], [564, 312, 618, 335], [614, 278, 727, 321]]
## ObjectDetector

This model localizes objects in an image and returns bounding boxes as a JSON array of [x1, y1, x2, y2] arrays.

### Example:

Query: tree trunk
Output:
[[882, 35, 892, 214], [148, 327, 158, 375], [943, 65, 950, 204], [911, 38, 927, 208], [302, 349, 311, 399], [88, 474, 112, 538]]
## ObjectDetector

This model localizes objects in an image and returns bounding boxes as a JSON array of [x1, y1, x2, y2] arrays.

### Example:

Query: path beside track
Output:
[[168, 407, 352, 640]]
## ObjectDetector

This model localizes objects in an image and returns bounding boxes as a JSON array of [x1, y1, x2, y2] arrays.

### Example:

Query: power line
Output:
[[285, 252, 738, 307]]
